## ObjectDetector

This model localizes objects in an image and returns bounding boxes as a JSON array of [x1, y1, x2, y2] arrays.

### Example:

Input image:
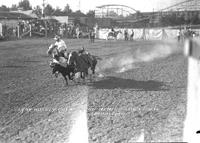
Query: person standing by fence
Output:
[[124, 29, 128, 41], [177, 29, 181, 42], [130, 29, 134, 41], [76, 26, 80, 39]]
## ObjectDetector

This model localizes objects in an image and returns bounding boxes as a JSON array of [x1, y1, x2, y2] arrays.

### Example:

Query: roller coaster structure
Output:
[[95, 4, 139, 18], [94, 1, 200, 28], [95, 1, 200, 18], [160, 0, 200, 11]]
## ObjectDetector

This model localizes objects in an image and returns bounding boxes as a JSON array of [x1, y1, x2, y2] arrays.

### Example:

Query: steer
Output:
[[50, 62, 75, 85]]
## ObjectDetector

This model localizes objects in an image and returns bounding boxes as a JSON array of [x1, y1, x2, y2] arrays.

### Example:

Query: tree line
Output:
[[0, 0, 95, 18]]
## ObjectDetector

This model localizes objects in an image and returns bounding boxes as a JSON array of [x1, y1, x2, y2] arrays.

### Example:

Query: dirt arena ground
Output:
[[0, 38, 187, 142]]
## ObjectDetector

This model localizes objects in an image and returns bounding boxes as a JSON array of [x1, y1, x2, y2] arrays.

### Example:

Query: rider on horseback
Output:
[[54, 35, 68, 58], [111, 27, 115, 35], [78, 46, 93, 67], [47, 35, 68, 77], [78, 46, 88, 55]]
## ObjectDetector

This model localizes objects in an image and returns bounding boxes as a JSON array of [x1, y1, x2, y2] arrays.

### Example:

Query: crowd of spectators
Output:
[[0, 19, 92, 40], [177, 27, 199, 42]]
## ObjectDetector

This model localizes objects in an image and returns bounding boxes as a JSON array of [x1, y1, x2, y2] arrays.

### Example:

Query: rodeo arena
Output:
[[1, 0, 200, 143]]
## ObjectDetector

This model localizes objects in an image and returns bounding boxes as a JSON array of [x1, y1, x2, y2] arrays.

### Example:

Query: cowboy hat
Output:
[[54, 35, 60, 40]]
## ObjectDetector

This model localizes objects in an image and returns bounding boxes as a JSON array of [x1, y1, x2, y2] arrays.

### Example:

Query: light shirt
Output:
[[54, 39, 67, 53]]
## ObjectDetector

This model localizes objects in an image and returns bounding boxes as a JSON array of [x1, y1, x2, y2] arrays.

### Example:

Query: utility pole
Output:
[[42, 0, 47, 38], [42, 0, 45, 17], [78, 0, 81, 11]]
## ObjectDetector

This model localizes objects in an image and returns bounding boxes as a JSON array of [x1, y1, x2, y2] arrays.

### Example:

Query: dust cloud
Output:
[[97, 40, 182, 73]]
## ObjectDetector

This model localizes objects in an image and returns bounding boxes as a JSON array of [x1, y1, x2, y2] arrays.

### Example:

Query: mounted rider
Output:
[[110, 27, 115, 35], [47, 35, 68, 60], [54, 35, 68, 57], [78, 46, 88, 55], [78, 46, 93, 67], [47, 35, 68, 76]]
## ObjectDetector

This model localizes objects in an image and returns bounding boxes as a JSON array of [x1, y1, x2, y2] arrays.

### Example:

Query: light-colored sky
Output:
[[0, 0, 176, 13]]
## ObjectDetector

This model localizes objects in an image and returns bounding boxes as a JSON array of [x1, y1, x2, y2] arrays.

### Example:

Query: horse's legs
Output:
[[88, 67, 94, 82], [61, 74, 68, 86], [68, 73, 72, 80], [92, 36, 94, 43], [80, 72, 83, 79], [78, 72, 85, 84], [92, 67, 95, 74], [85, 69, 89, 77]]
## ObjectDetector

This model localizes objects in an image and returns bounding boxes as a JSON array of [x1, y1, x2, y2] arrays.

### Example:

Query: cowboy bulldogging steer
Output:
[[183, 38, 200, 142], [47, 35, 75, 85]]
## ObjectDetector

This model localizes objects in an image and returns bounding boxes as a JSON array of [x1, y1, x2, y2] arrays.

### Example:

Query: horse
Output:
[[107, 30, 121, 40], [50, 61, 75, 85], [67, 51, 98, 81]]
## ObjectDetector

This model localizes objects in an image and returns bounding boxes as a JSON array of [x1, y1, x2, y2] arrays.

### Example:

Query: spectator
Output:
[[130, 29, 134, 41], [124, 29, 128, 41], [177, 29, 181, 42]]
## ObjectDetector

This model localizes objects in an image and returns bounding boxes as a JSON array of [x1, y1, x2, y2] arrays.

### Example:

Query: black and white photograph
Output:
[[0, 0, 200, 142]]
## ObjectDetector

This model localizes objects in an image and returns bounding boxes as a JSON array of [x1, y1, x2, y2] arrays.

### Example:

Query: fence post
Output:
[[44, 20, 47, 38], [17, 25, 20, 39], [183, 39, 200, 142], [29, 24, 32, 37]]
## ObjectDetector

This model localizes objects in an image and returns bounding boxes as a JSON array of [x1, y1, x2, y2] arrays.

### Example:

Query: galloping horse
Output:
[[67, 51, 98, 80], [47, 44, 76, 85], [107, 30, 121, 40]]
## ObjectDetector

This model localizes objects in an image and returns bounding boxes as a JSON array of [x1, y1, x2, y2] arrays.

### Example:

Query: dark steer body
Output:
[[51, 63, 75, 85], [68, 51, 99, 80]]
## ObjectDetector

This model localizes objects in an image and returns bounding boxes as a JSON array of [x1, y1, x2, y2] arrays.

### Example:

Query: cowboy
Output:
[[47, 35, 68, 77], [78, 46, 88, 55], [78, 46, 93, 67], [54, 35, 68, 58]]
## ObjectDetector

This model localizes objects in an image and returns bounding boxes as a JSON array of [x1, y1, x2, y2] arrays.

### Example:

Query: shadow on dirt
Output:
[[24, 60, 41, 63], [1, 65, 27, 68], [90, 76, 169, 91]]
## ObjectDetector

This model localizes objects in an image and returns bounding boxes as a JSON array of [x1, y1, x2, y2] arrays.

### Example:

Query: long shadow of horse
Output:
[[89, 76, 169, 91]]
